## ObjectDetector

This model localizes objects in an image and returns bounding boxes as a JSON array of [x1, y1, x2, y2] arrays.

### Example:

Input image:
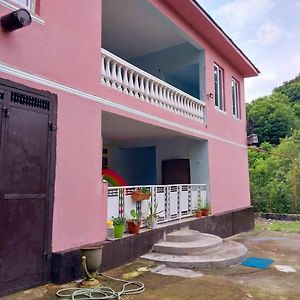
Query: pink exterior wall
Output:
[[0, 0, 255, 252]]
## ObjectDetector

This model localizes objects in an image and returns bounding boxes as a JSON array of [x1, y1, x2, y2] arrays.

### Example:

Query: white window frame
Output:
[[214, 64, 225, 111], [232, 78, 241, 119], [10, 0, 34, 11]]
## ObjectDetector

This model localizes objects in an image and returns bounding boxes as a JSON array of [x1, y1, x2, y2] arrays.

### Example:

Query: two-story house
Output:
[[0, 0, 259, 296]]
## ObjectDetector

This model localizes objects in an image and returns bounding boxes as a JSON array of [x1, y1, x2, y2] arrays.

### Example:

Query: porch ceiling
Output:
[[102, 0, 186, 59], [102, 112, 182, 142]]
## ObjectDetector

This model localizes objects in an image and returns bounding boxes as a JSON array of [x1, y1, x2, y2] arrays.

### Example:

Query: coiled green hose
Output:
[[56, 273, 145, 300]]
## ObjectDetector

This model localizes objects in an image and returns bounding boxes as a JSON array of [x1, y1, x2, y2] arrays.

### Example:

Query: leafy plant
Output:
[[136, 187, 151, 194], [146, 203, 162, 223], [127, 209, 142, 224], [112, 216, 126, 226], [195, 199, 210, 211], [201, 200, 210, 210]]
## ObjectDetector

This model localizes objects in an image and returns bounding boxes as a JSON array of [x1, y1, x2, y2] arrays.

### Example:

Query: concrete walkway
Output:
[[3, 229, 300, 300]]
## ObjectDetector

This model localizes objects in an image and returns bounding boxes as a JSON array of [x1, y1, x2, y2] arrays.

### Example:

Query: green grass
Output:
[[255, 220, 300, 233]]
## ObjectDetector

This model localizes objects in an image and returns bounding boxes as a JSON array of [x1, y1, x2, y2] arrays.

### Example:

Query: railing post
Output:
[[166, 185, 170, 221], [178, 185, 181, 220]]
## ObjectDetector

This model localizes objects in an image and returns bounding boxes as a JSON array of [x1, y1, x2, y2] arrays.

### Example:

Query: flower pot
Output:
[[114, 224, 125, 238], [132, 191, 151, 201], [201, 209, 209, 216], [127, 221, 141, 234], [195, 210, 202, 218]]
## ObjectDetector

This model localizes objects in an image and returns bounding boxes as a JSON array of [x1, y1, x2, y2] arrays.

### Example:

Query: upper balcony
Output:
[[101, 0, 206, 123]]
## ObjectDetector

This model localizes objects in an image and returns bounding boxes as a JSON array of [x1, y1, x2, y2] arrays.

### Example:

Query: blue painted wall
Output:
[[129, 43, 205, 99], [110, 146, 157, 185], [110, 137, 209, 185]]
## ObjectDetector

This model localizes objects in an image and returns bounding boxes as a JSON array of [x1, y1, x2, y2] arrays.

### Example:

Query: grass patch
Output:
[[255, 219, 300, 233]]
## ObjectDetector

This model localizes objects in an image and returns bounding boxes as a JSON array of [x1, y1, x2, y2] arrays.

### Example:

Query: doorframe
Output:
[[0, 77, 57, 283]]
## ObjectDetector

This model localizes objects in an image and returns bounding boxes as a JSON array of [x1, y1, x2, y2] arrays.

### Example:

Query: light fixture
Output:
[[207, 93, 214, 99], [0, 9, 32, 32], [247, 134, 259, 146]]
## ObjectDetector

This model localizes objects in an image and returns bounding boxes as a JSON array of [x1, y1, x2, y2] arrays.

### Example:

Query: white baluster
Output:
[[128, 70, 134, 96], [149, 81, 155, 103], [170, 90, 175, 110], [116, 64, 123, 91], [134, 73, 140, 98], [187, 100, 192, 118], [139, 76, 145, 100], [165, 88, 171, 108], [161, 87, 167, 107], [158, 85, 164, 106], [111, 61, 117, 89], [144, 78, 150, 102], [122, 67, 129, 94], [105, 57, 112, 87], [101, 54, 106, 85], [154, 83, 159, 105]]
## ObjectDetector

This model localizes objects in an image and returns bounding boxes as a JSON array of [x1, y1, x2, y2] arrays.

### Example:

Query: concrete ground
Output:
[[3, 229, 300, 300]]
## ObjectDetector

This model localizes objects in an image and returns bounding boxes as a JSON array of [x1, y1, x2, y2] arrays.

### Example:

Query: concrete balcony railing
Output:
[[101, 48, 206, 122]]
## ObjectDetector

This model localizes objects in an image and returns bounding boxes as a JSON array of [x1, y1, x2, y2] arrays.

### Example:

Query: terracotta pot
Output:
[[201, 209, 209, 216], [132, 191, 151, 201], [127, 221, 141, 234], [195, 210, 202, 218]]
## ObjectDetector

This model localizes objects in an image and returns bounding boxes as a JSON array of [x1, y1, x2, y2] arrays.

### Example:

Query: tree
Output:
[[274, 74, 300, 104], [247, 92, 297, 145], [249, 131, 300, 213]]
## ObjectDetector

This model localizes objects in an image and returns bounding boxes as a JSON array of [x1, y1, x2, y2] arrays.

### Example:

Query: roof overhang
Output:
[[150, 0, 260, 78]]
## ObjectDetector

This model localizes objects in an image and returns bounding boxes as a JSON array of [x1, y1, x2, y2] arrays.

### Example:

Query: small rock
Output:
[[273, 265, 296, 273]]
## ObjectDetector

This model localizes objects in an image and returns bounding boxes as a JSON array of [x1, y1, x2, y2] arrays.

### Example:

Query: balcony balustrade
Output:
[[101, 49, 206, 122]]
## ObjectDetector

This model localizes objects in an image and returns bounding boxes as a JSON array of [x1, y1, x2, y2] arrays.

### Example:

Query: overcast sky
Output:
[[197, 0, 300, 102]]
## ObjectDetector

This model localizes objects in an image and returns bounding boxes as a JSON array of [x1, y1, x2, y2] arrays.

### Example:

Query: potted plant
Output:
[[126, 209, 142, 234], [132, 187, 152, 201], [201, 200, 210, 216], [195, 199, 202, 218], [112, 216, 126, 238], [146, 203, 163, 229]]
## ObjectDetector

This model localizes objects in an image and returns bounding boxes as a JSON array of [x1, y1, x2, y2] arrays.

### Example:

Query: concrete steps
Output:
[[141, 229, 247, 269], [153, 232, 223, 255]]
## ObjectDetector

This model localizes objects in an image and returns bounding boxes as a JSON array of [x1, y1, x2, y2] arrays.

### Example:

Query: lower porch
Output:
[[51, 207, 254, 283]]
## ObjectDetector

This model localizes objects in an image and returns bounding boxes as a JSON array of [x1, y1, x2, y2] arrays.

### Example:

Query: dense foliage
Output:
[[247, 75, 300, 213]]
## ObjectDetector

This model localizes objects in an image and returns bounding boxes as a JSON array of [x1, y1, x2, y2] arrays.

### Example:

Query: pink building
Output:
[[0, 0, 259, 296]]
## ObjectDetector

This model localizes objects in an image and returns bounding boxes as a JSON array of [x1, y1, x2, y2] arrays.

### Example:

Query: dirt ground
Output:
[[3, 228, 300, 300]]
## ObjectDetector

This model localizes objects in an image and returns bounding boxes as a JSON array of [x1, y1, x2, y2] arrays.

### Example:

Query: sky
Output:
[[197, 0, 300, 102]]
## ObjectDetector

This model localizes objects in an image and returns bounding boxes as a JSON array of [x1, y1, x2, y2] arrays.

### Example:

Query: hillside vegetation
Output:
[[247, 75, 300, 213]]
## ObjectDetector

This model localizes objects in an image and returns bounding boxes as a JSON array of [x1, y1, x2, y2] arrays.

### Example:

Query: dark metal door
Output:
[[0, 80, 57, 296]]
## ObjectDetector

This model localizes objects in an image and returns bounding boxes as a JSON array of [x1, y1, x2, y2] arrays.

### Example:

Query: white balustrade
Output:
[[107, 184, 208, 226], [101, 49, 206, 122]]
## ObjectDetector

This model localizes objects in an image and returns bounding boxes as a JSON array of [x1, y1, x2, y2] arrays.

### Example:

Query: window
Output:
[[232, 78, 241, 119], [11, 0, 32, 10], [214, 64, 224, 111]]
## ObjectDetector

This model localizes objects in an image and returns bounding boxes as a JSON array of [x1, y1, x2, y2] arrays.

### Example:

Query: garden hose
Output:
[[55, 272, 145, 300]]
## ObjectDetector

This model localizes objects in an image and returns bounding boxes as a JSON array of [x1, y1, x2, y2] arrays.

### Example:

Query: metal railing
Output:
[[107, 184, 208, 224]]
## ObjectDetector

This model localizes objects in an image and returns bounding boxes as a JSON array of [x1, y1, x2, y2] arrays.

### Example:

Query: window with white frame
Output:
[[11, 0, 33, 10], [214, 64, 224, 111], [232, 78, 241, 118]]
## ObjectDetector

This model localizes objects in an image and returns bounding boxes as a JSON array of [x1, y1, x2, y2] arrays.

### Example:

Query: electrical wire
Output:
[[55, 272, 145, 300]]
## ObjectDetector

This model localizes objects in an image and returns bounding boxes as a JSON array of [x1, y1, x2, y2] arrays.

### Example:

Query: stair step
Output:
[[142, 241, 248, 269], [153, 233, 222, 255], [166, 229, 201, 242]]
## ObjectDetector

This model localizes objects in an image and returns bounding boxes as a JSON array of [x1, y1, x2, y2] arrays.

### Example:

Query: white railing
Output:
[[101, 49, 206, 122], [107, 184, 208, 225]]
